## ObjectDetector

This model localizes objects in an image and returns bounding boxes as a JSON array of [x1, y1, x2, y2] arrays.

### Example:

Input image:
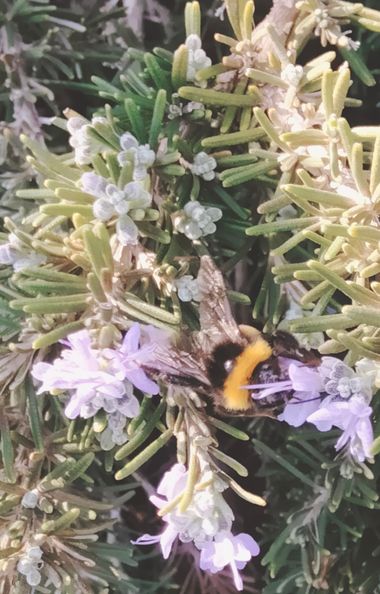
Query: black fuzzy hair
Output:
[[205, 341, 244, 389]]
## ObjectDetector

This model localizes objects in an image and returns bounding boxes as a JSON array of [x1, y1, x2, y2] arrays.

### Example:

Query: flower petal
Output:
[[234, 533, 260, 561], [122, 323, 141, 354], [131, 533, 161, 546], [278, 394, 321, 427], [126, 368, 159, 395], [160, 525, 178, 559]]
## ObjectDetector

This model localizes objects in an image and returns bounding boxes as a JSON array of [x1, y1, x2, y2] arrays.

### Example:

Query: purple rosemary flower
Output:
[[248, 356, 375, 462], [133, 463, 259, 591], [199, 532, 259, 591], [307, 397, 373, 462], [32, 324, 159, 419]]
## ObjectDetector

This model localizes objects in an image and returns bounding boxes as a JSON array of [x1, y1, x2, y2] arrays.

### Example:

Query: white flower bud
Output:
[[67, 115, 87, 135], [93, 198, 116, 221], [97, 412, 128, 450], [120, 132, 139, 151], [17, 545, 43, 586], [185, 34, 212, 81], [26, 546, 43, 562], [99, 428, 115, 451], [105, 184, 125, 205], [67, 115, 106, 165], [174, 201, 222, 240], [116, 215, 139, 245], [168, 104, 183, 119], [135, 145, 155, 169], [26, 568, 42, 587], [183, 101, 204, 113], [124, 182, 152, 209], [21, 489, 39, 509], [81, 172, 107, 197], [281, 64, 304, 87], [17, 558, 34, 575], [175, 275, 201, 302], [191, 152, 217, 181], [185, 34, 202, 52], [118, 134, 155, 181]]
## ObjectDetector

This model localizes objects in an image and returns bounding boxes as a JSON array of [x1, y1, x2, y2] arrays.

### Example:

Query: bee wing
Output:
[[144, 342, 210, 387], [197, 255, 242, 351]]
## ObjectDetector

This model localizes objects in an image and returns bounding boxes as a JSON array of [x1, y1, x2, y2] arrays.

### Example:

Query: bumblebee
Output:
[[144, 256, 319, 416]]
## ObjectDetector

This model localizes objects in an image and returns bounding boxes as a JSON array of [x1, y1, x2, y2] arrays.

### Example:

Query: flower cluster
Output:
[[134, 462, 259, 591], [117, 132, 156, 181], [185, 34, 212, 81], [32, 324, 159, 447], [174, 201, 223, 240], [81, 172, 153, 245], [168, 99, 204, 119], [0, 232, 46, 271], [312, 4, 360, 50], [250, 357, 376, 462], [280, 64, 304, 87], [67, 114, 107, 165], [17, 546, 44, 587], [174, 274, 200, 302], [190, 151, 217, 181], [96, 411, 129, 451]]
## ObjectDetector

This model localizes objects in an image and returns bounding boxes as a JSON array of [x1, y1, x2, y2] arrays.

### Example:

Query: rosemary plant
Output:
[[0, 1, 380, 593]]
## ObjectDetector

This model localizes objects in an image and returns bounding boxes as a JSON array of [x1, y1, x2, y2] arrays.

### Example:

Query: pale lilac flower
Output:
[[200, 532, 260, 591], [32, 324, 159, 420], [140, 324, 174, 348], [308, 397, 373, 462], [249, 357, 375, 462], [250, 361, 323, 427], [133, 462, 259, 590], [279, 363, 323, 425], [174, 201, 222, 240], [145, 462, 234, 551], [0, 233, 46, 271], [134, 462, 232, 552]]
